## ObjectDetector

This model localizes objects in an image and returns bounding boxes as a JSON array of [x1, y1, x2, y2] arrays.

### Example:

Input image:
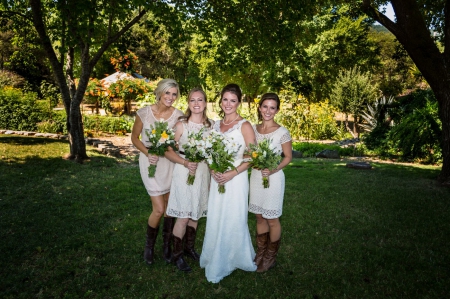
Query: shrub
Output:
[[362, 89, 441, 163], [388, 99, 441, 163], [280, 100, 338, 140], [0, 87, 45, 131], [292, 142, 357, 157], [82, 115, 134, 135], [37, 111, 67, 134]]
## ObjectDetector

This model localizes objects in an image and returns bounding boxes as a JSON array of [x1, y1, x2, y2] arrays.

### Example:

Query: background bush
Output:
[[0, 87, 46, 131], [362, 89, 441, 163], [292, 142, 358, 157], [280, 100, 338, 140], [83, 114, 134, 135], [36, 110, 67, 134]]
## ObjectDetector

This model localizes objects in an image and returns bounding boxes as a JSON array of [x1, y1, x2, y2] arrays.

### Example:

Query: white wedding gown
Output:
[[200, 119, 257, 283]]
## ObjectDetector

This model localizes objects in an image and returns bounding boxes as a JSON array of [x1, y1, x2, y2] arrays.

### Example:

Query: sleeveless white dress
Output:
[[200, 119, 257, 283], [166, 120, 213, 220], [136, 106, 184, 196], [249, 126, 291, 219]]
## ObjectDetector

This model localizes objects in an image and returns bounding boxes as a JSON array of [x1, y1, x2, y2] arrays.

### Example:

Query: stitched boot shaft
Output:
[[254, 232, 269, 266], [257, 238, 281, 273], [184, 226, 200, 261], [162, 217, 175, 263], [144, 225, 159, 265], [173, 235, 192, 272]]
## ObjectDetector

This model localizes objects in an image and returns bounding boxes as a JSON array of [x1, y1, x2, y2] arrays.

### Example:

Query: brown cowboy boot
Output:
[[173, 235, 192, 272], [162, 217, 175, 263], [254, 232, 269, 266], [144, 225, 159, 265], [257, 237, 281, 273], [184, 226, 200, 261]]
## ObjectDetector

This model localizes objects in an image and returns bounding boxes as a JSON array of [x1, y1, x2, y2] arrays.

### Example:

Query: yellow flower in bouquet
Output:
[[145, 121, 176, 177], [245, 138, 282, 188]]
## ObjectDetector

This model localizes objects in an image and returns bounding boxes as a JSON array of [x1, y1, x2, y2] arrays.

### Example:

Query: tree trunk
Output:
[[69, 101, 87, 162], [345, 114, 357, 138], [435, 87, 450, 184]]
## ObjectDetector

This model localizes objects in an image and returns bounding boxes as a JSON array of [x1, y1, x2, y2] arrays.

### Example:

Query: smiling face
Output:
[[259, 99, 279, 121], [220, 91, 240, 115], [160, 87, 178, 107], [189, 91, 207, 114]]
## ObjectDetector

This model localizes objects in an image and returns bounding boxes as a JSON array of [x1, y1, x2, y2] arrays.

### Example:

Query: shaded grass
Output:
[[1, 135, 450, 298]]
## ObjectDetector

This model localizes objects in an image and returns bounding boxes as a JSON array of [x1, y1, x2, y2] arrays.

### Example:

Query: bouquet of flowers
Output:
[[182, 128, 210, 185], [205, 130, 241, 194], [245, 138, 282, 188], [145, 121, 177, 177]]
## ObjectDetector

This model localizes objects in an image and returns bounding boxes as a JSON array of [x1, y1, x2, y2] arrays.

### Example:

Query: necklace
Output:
[[154, 104, 170, 119], [222, 114, 239, 125]]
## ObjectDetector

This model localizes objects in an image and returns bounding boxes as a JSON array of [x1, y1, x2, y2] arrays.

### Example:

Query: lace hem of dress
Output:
[[248, 203, 282, 219], [166, 209, 207, 219]]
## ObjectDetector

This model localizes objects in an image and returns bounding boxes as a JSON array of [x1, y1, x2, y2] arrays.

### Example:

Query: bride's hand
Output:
[[148, 154, 159, 165], [216, 170, 237, 185]]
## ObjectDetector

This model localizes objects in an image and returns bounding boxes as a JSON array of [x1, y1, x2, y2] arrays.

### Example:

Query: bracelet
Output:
[[235, 168, 239, 174], [183, 160, 187, 167]]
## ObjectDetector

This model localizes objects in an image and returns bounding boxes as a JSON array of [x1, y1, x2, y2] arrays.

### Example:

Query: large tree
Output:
[[175, 0, 450, 184], [354, 1, 450, 183], [0, 0, 169, 161]]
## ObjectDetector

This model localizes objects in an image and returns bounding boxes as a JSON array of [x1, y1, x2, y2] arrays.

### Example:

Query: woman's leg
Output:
[[257, 217, 281, 272], [144, 195, 165, 265], [172, 217, 192, 272], [161, 192, 175, 263], [267, 218, 281, 242], [173, 218, 189, 239], [148, 195, 166, 227], [254, 214, 270, 266], [184, 219, 200, 261], [187, 219, 198, 230], [255, 213, 270, 234]]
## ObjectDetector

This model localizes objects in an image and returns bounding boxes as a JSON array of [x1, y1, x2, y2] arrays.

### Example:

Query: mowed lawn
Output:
[[1, 135, 449, 298]]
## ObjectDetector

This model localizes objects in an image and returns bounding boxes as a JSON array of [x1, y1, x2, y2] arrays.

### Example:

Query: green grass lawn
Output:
[[1, 135, 450, 298]]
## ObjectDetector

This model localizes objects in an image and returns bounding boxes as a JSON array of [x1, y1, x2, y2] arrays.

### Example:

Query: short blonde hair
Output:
[[153, 78, 180, 102]]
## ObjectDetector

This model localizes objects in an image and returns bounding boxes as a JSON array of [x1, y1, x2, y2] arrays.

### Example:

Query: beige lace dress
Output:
[[136, 106, 184, 196]]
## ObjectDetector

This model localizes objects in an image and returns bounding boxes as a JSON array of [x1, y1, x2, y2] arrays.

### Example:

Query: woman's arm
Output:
[[268, 140, 292, 175], [131, 115, 148, 155], [165, 122, 198, 171]]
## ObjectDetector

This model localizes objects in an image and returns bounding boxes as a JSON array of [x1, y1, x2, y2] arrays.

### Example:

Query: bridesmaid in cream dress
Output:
[[165, 88, 213, 272], [131, 78, 183, 265], [249, 93, 292, 272]]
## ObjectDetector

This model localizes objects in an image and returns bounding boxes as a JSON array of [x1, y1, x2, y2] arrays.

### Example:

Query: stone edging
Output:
[[0, 130, 138, 158]]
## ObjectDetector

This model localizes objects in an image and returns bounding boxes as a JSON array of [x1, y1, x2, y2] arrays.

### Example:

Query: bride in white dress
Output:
[[200, 84, 257, 283]]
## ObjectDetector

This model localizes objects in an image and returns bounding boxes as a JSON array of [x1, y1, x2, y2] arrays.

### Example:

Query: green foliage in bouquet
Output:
[[183, 128, 209, 185], [246, 138, 282, 188], [205, 131, 241, 193], [145, 121, 177, 177]]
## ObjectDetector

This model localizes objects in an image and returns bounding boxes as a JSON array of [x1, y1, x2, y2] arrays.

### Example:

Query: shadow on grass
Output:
[[1, 141, 450, 297], [0, 135, 66, 145]]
